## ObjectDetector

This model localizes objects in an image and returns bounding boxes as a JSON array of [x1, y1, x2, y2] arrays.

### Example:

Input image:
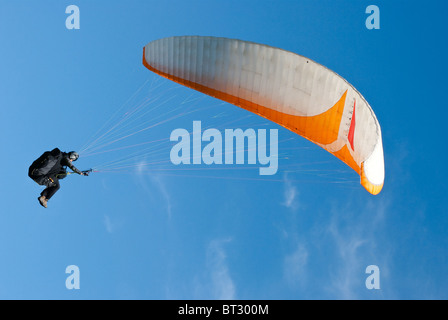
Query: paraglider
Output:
[[142, 36, 385, 195], [28, 148, 91, 208]]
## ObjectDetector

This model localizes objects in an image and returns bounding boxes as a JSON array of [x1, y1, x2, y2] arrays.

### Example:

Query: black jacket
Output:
[[48, 152, 83, 179]]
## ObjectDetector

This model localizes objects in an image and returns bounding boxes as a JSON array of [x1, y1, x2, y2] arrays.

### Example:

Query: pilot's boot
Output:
[[38, 195, 48, 208]]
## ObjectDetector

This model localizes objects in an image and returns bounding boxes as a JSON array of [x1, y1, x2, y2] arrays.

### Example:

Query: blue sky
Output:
[[0, 0, 447, 299]]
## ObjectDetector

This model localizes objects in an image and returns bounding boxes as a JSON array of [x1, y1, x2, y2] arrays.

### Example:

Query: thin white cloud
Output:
[[284, 243, 309, 286], [136, 161, 146, 175], [103, 214, 125, 234], [279, 173, 309, 288], [103, 214, 114, 233], [327, 223, 366, 299], [206, 238, 236, 300], [134, 161, 173, 219], [149, 174, 172, 219], [324, 198, 390, 299], [282, 173, 299, 211]]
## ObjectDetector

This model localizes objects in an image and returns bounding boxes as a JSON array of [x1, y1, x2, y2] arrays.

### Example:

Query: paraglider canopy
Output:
[[142, 36, 384, 195]]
